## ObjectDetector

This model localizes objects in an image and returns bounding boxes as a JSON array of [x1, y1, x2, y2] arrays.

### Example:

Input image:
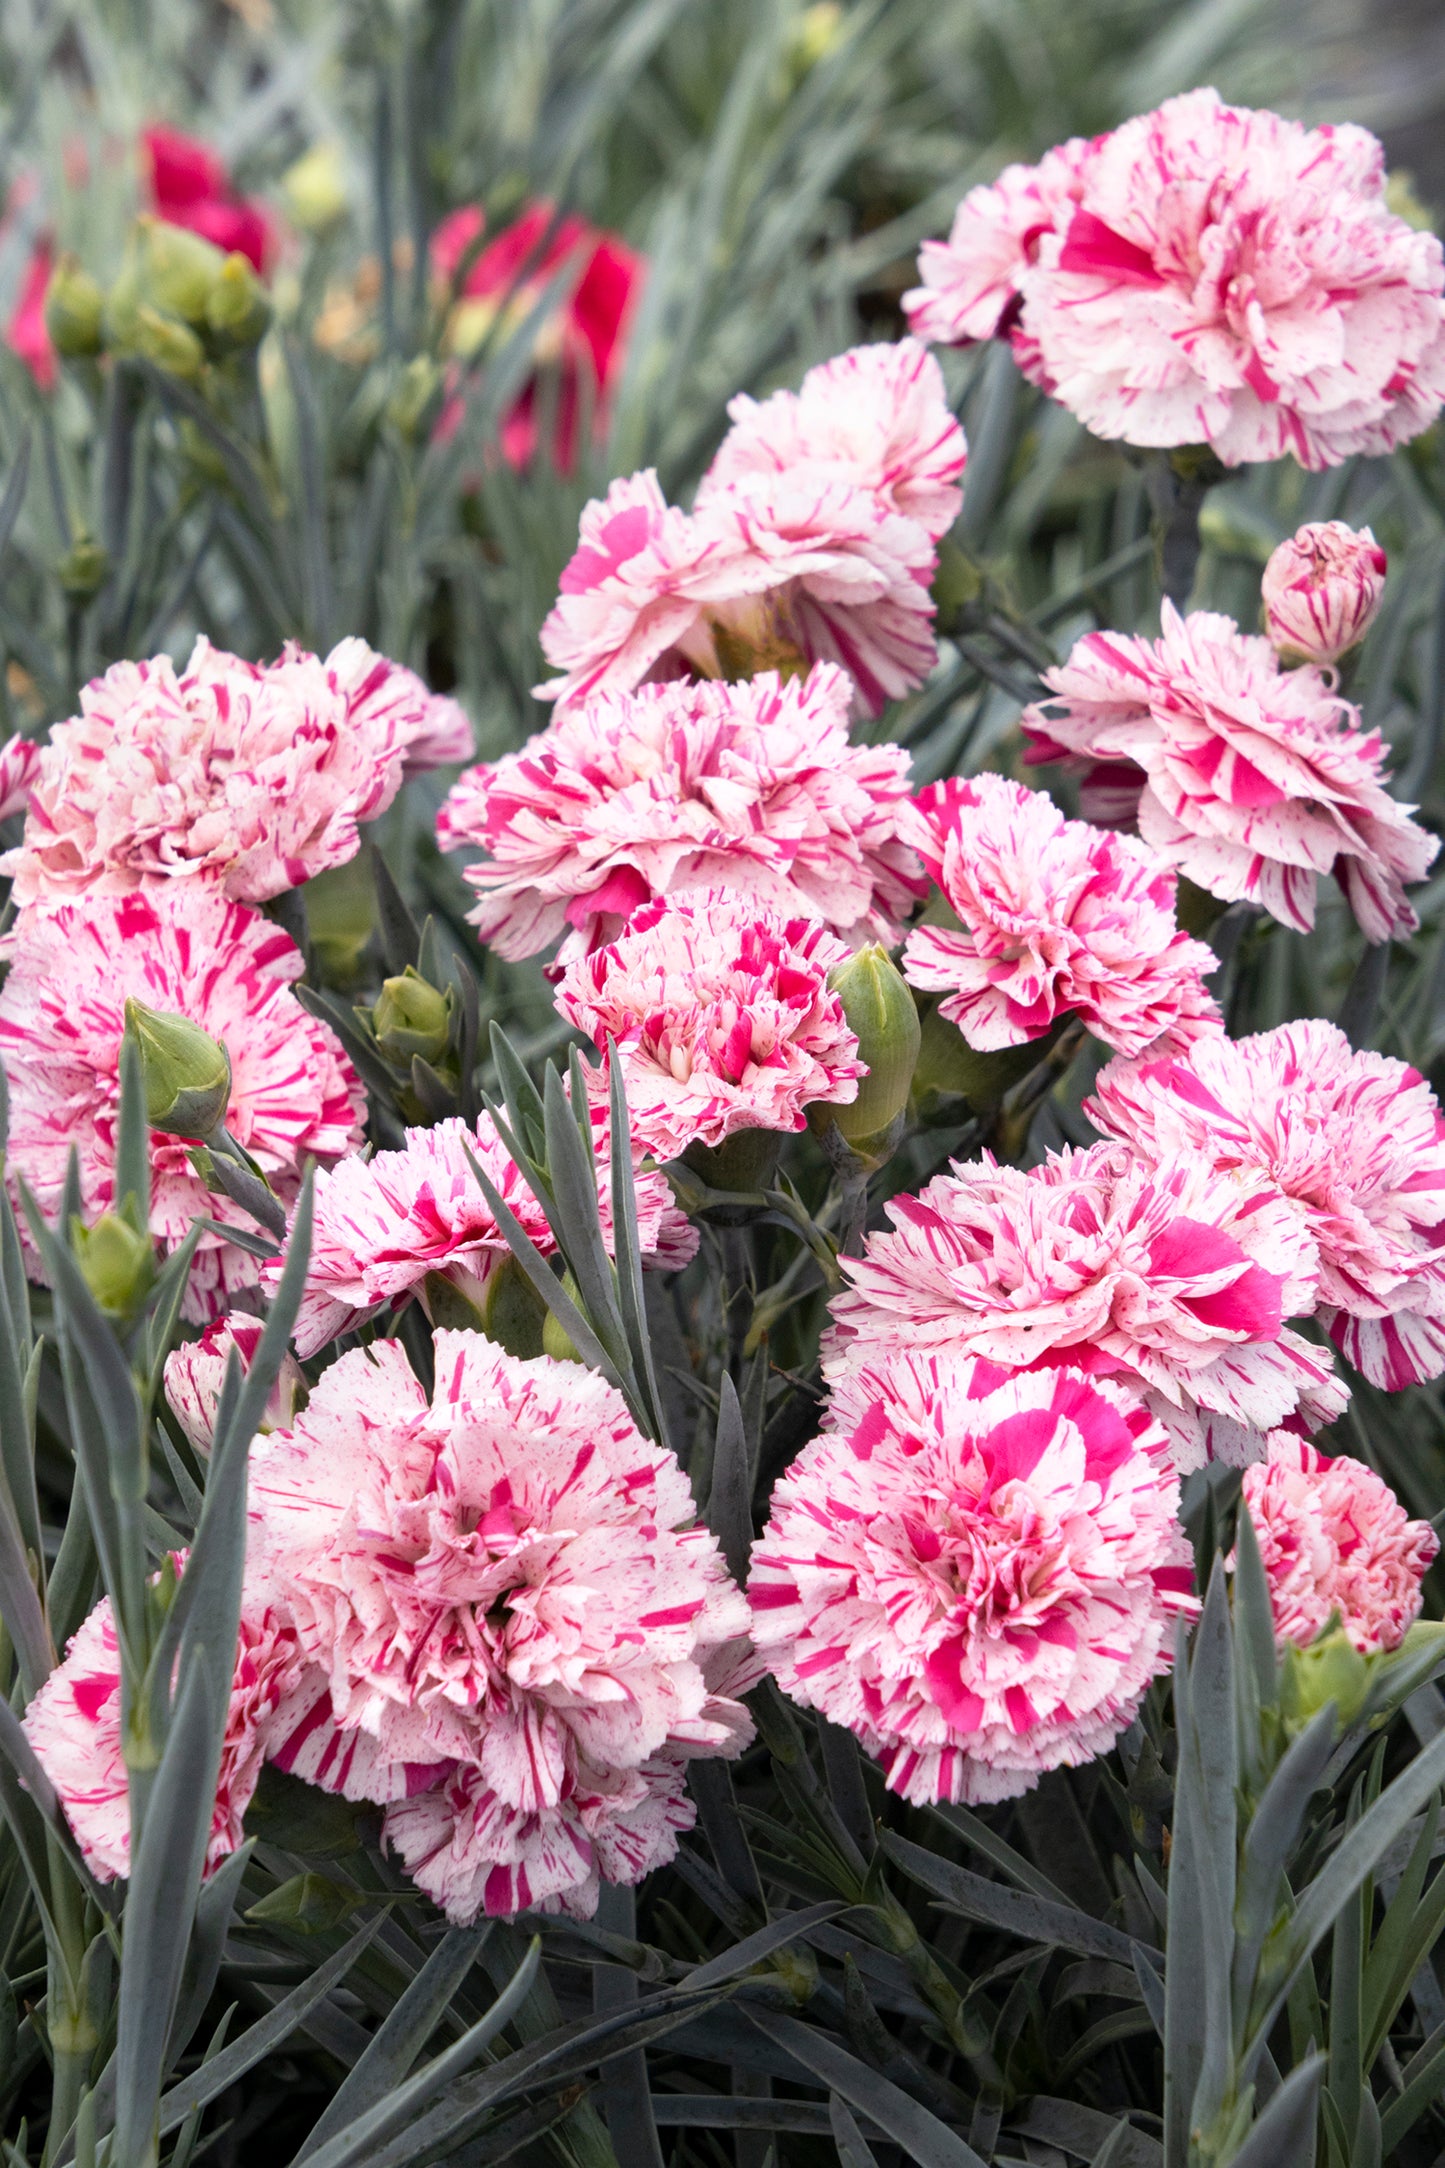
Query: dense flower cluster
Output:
[[556, 890, 862, 1160], [826, 1141, 1341, 1470], [251, 1336, 752, 1920], [750, 1348, 1195, 1804], [1262, 522, 1388, 667], [1239, 1435, 1438, 1652], [437, 663, 925, 967], [276, 1105, 696, 1359], [0, 889, 364, 1319], [1023, 603, 1437, 940], [902, 772, 1221, 1057], [3, 637, 470, 910], [907, 91, 1445, 468], [23, 1557, 304, 1880], [1090, 1020, 1445, 1391], [533, 338, 964, 718]]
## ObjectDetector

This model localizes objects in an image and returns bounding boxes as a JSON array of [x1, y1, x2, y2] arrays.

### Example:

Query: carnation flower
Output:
[[0, 734, 40, 822], [163, 1310, 307, 1454], [902, 772, 1221, 1059], [275, 1103, 696, 1360], [252, 1335, 752, 1920], [827, 1140, 1340, 1470], [698, 338, 966, 540], [1261, 522, 1387, 667], [555, 890, 862, 1160], [903, 138, 1097, 350], [5, 236, 54, 391], [1022, 603, 1438, 941], [533, 462, 939, 721], [0, 889, 364, 1321], [990, 91, 1445, 467], [1238, 1434, 1438, 1652], [750, 1346, 1194, 1805], [437, 663, 925, 968], [1089, 1020, 1445, 1392], [2, 635, 471, 910], [144, 125, 273, 274], [22, 1558, 304, 1880]]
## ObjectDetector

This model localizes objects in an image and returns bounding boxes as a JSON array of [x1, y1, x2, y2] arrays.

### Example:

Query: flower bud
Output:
[[1261, 521, 1387, 666], [44, 254, 104, 359], [281, 142, 349, 233], [111, 301, 207, 383], [1280, 1621, 1369, 1731], [72, 1210, 155, 1324], [821, 944, 919, 1149], [130, 215, 229, 327], [542, 1272, 585, 1364], [56, 535, 109, 600], [123, 998, 232, 1138], [386, 354, 442, 441], [368, 968, 454, 1068], [204, 252, 272, 351]]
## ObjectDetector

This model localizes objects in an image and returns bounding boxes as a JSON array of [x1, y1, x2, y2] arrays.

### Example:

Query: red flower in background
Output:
[[142, 126, 274, 273], [4, 237, 55, 391], [432, 202, 643, 470]]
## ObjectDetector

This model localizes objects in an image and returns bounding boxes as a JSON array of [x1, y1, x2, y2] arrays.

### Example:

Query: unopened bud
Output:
[[204, 252, 272, 351], [282, 142, 349, 233], [72, 1209, 154, 1324], [481, 1255, 546, 1359], [1280, 1622, 1370, 1731], [131, 215, 229, 327], [123, 999, 232, 1138], [56, 535, 109, 600], [113, 301, 207, 383], [542, 1272, 584, 1364], [44, 255, 104, 359], [821, 945, 919, 1150], [386, 354, 442, 440], [368, 968, 453, 1067], [1262, 521, 1386, 667]]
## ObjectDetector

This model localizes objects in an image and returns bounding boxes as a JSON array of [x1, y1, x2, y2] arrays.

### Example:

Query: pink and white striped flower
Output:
[[252, 1335, 752, 1920], [902, 772, 1221, 1058], [1023, 603, 1437, 940], [274, 1104, 696, 1359], [556, 890, 862, 1160], [826, 1140, 1340, 1470], [750, 1346, 1195, 1805], [163, 1311, 307, 1454], [22, 1559, 305, 1881], [1261, 522, 1388, 667], [0, 890, 364, 1321], [1089, 1020, 1445, 1391], [1239, 1435, 1437, 1652], [1, 636, 470, 910], [904, 138, 1098, 350], [437, 664, 925, 969], [0, 734, 39, 823]]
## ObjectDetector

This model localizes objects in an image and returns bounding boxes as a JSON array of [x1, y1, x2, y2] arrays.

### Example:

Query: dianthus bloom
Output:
[[22, 1558, 304, 1880], [827, 1140, 1340, 1470], [433, 201, 643, 472], [251, 1336, 752, 1920], [1239, 1435, 1437, 1652], [902, 773, 1221, 1059], [163, 1311, 307, 1454], [1089, 1020, 1445, 1392], [0, 890, 364, 1320], [143, 125, 274, 274], [910, 92, 1445, 468], [750, 1347, 1195, 1804], [556, 891, 862, 1160], [1023, 603, 1437, 941], [437, 663, 925, 968], [0, 734, 39, 822], [2, 635, 472, 910], [1261, 522, 1387, 667], [275, 1104, 697, 1359]]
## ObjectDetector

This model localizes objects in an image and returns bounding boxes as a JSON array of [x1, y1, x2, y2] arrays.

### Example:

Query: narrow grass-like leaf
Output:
[[830, 2094, 883, 2168], [707, 1373, 751, 1584], [1226, 2053, 1325, 2168], [1230, 1708, 1335, 2002], [746, 2009, 987, 2168], [606, 1051, 668, 1445], [880, 1834, 1141, 1966], [0, 1476, 51, 1699], [113, 1032, 150, 1223], [371, 847, 421, 977]]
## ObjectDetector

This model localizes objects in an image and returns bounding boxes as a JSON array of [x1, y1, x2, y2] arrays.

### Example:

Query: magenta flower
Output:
[[1261, 522, 1388, 667], [903, 138, 1098, 350], [902, 772, 1221, 1059], [1023, 603, 1438, 941], [827, 1140, 1340, 1470], [23, 1558, 305, 1881], [0, 734, 39, 822], [556, 889, 862, 1161], [252, 1335, 752, 1920], [2, 636, 471, 910], [163, 1310, 307, 1454], [275, 1104, 696, 1359], [750, 1346, 1195, 1805], [0, 890, 364, 1321], [1090, 1020, 1445, 1392], [436, 663, 925, 969], [699, 338, 966, 541], [1238, 1436, 1437, 1653]]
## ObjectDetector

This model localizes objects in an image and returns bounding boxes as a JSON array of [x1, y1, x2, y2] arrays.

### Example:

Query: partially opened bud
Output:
[[1262, 521, 1387, 666], [204, 252, 272, 351], [123, 998, 232, 1138], [368, 968, 453, 1068], [822, 944, 919, 1148], [72, 1210, 154, 1324], [44, 255, 104, 359]]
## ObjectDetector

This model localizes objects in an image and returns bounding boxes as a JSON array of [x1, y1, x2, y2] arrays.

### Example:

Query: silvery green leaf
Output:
[[1225, 2054, 1324, 2168], [745, 2009, 987, 2168]]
